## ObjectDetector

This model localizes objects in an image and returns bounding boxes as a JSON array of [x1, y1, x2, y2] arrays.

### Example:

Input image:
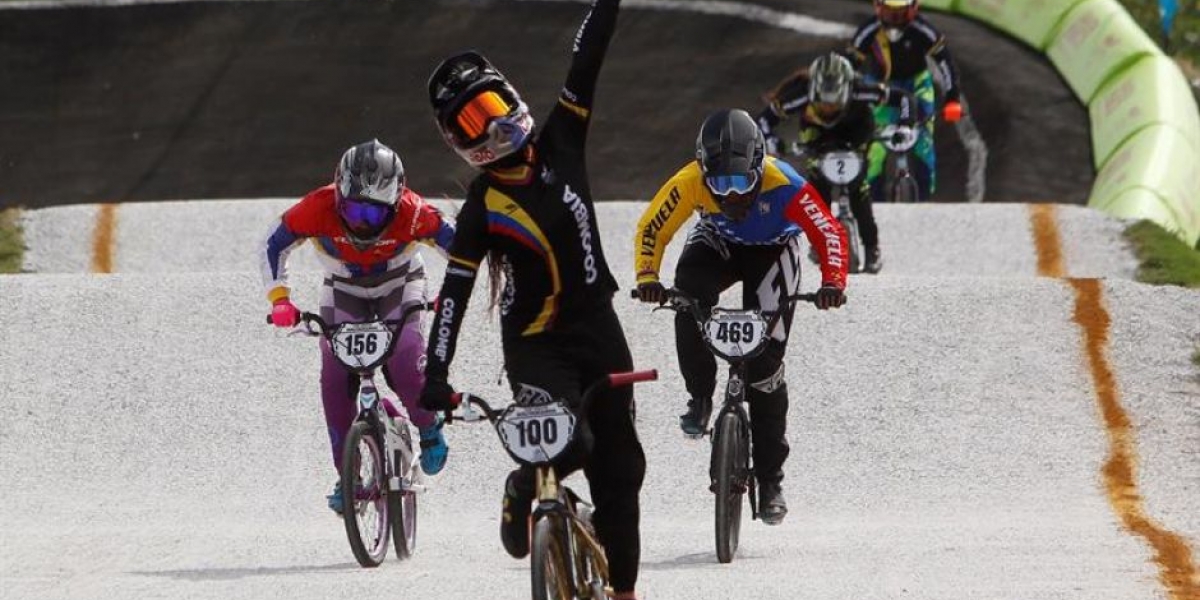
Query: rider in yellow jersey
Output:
[[633, 108, 848, 524]]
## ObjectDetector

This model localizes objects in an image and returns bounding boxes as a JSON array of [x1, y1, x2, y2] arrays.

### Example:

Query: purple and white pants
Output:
[[318, 266, 436, 470]]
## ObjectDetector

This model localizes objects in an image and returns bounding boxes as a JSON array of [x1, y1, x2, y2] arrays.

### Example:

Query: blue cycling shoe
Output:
[[326, 481, 344, 515], [418, 420, 448, 475]]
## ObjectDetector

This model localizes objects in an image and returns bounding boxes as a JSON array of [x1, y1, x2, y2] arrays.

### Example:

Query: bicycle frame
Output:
[[291, 304, 431, 496], [451, 370, 657, 599], [877, 124, 920, 203]]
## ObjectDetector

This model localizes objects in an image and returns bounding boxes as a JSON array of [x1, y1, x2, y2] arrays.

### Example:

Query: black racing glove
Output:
[[636, 280, 667, 304], [815, 284, 846, 310], [420, 378, 456, 412]]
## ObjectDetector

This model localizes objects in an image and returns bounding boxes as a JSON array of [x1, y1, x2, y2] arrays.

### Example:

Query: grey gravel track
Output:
[[3, 202, 1196, 600]]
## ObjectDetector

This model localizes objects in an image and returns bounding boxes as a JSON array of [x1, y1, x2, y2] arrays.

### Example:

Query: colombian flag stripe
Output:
[[484, 191, 562, 334]]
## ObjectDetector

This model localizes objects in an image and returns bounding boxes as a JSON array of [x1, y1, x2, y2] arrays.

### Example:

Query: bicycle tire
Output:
[[341, 421, 390, 568], [388, 486, 416, 560], [713, 411, 745, 564], [531, 515, 573, 600], [893, 174, 919, 204], [389, 429, 417, 560], [840, 215, 862, 274]]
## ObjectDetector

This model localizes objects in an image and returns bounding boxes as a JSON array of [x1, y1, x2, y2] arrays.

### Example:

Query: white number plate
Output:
[[497, 402, 576, 464], [703, 310, 768, 358], [331, 321, 392, 369], [819, 151, 863, 185]]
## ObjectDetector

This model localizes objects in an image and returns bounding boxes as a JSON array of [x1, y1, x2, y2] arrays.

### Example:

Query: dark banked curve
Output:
[[0, 0, 1092, 207]]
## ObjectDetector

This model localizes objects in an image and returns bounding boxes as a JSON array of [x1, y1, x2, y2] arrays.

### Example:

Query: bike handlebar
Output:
[[629, 287, 818, 305], [447, 369, 659, 424], [266, 302, 432, 336]]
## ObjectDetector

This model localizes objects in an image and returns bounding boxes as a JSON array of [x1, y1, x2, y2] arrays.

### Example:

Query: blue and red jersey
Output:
[[260, 185, 455, 301]]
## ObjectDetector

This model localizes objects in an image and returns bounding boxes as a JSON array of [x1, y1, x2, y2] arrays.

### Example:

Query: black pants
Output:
[[674, 223, 802, 486], [503, 302, 645, 594], [812, 173, 878, 250]]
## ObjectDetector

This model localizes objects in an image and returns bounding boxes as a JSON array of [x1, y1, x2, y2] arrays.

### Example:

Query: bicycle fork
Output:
[[356, 373, 425, 495], [712, 367, 758, 519]]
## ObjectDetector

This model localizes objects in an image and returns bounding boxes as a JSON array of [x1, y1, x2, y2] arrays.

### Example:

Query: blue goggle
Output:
[[704, 171, 759, 196], [340, 198, 394, 234]]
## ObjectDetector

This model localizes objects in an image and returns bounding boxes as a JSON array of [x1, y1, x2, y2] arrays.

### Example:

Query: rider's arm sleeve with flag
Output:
[[259, 199, 317, 302], [633, 166, 702, 283], [407, 192, 457, 255], [886, 84, 918, 128], [927, 33, 961, 102], [757, 70, 810, 132], [547, 0, 621, 144], [782, 181, 849, 289], [424, 192, 489, 383]]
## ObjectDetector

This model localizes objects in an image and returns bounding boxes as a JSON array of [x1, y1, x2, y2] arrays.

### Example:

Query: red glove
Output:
[[270, 298, 300, 328], [943, 100, 963, 123]]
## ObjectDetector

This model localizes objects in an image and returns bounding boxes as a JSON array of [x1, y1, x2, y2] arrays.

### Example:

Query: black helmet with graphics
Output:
[[427, 51, 535, 168], [695, 108, 766, 222], [334, 139, 403, 247]]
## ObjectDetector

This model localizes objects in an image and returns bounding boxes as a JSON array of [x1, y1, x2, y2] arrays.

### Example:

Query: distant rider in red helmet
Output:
[[849, 0, 964, 202]]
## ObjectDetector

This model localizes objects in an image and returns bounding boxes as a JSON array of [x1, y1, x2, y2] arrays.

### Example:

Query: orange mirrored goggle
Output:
[[453, 91, 515, 143]]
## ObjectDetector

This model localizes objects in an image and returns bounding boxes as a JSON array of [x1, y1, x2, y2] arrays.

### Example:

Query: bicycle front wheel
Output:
[[531, 515, 573, 600], [341, 421, 390, 568], [389, 450, 417, 560], [840, 215, 862, 274], [892, 174, 919, 204], [713, 411, 747, 564]]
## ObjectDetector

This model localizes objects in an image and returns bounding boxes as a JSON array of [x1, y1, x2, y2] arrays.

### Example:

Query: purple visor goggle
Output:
[[340, 198, 393, 233], [704, 171, 759, 196]]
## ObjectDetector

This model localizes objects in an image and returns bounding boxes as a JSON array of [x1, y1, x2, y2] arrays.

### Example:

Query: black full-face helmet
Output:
[[334, 139, 404, 247], [695, 109, 766, 221], [427, 51, 535, 169]]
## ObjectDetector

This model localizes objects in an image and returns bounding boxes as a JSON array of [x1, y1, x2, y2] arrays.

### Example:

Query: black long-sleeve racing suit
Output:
[[757, 78, 914, 251], [423, 0, 645, 593]]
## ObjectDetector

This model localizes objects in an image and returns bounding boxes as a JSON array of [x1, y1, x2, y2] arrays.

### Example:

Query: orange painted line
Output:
[[1029, 203, 1064, 277], [1030, 205, 1199, 597], [91, 203, 118, 274], [1068, 278, 1200, 599]]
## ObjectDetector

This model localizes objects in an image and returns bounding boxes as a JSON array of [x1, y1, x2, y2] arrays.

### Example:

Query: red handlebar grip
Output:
[[449, 392, 464, 408], [608, 369, 659, 387]]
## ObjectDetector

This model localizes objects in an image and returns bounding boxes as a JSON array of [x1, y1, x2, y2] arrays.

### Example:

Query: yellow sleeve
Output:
[[633, 163, 705, 283]]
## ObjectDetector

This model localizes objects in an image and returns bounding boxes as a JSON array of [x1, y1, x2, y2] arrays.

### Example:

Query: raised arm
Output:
[[560, 0, 621, 117]]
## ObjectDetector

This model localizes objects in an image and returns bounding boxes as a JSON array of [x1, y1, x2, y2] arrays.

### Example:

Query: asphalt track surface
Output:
[[5, 200, 1200, 600], [0, 0, 1092, 207]]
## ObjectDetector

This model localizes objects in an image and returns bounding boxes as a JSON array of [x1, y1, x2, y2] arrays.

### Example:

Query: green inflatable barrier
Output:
[[1089, 124, 1200, 246], [1046, 0, 1158, 103], [1090, 55, 1200, 167], [1095, 188, 1193, 237], [955, 0, 1087, 50], [922, 0, 955, 11]]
